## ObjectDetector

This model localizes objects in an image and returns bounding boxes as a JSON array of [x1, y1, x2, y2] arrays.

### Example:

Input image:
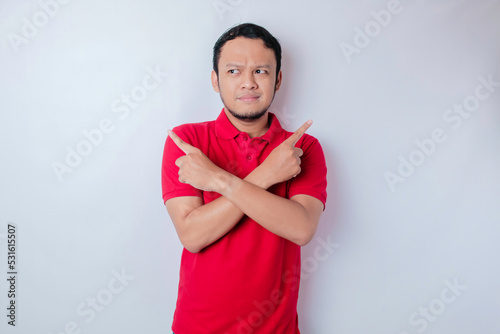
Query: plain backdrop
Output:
[[1, 0, 499, 333]]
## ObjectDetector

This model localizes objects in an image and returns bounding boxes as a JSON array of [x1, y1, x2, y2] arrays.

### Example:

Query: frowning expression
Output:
[[212, 37, 282, 121]]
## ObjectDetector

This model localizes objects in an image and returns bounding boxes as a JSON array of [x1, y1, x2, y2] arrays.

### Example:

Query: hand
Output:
[[257, 120, 312, 187], [168, 130, 229, 192]]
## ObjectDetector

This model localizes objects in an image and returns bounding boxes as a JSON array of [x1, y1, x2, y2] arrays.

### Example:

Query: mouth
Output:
[[237, 95, 260, 102]]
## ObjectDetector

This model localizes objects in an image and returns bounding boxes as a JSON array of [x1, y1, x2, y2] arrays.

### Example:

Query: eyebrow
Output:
[[224, 63, 272, 69]]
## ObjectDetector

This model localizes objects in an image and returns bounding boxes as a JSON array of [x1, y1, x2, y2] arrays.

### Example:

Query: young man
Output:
[[162, 23, 327, 334]]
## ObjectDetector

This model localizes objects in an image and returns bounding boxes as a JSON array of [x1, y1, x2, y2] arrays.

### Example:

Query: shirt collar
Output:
[[215, 108, 284, 142]]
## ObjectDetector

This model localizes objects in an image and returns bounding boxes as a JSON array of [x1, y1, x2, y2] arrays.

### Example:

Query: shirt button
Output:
[[246, 155, 251, 160], [243, 136, 248, 141]]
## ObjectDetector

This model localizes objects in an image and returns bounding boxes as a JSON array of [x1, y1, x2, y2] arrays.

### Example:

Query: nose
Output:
[[241, 71, 258, 89]]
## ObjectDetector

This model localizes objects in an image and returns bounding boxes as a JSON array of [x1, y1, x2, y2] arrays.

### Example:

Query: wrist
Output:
[[212, 169, 234, 193], [245, 166, 272, 189]]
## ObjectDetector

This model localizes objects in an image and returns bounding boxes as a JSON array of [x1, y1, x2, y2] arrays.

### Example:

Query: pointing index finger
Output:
[[286, 120, 313, 146], [168, 129, 196, 154]]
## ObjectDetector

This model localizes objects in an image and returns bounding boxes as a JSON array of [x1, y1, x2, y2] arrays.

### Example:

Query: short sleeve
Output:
[[161, 126, 202, 204], [287, 135, 327, 209]]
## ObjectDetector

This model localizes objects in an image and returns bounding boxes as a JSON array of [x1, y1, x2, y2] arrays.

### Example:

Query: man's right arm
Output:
[[165, 166, 272, 253]]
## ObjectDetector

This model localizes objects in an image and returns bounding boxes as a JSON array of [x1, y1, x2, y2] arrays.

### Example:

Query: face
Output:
[[212, 37, 282, 122]]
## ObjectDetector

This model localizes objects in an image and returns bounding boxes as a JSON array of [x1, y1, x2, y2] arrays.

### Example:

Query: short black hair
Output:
[[213, 23, 282, 77]]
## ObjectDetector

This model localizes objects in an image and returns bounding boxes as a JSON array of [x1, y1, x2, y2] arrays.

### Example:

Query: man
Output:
[[162, 23, 327, 334]]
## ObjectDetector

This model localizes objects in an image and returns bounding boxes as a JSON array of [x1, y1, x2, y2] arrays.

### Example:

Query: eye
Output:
[[229, 69, 240, 74], [256, 69, 268, 74]]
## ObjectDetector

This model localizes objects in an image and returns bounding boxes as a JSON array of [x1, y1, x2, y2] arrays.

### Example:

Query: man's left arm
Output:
[[218, 178, 324, 246], [217, 128, 326, 246]]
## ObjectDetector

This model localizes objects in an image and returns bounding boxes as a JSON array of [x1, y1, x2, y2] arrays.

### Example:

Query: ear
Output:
[[275, 70, 282, 92], [211, 71, 220, 93]]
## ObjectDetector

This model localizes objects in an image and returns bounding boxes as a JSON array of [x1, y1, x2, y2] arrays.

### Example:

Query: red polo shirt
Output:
[[162, 109, 327, 334]]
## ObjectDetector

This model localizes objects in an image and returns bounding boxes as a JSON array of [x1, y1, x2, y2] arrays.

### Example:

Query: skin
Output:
[[165, 37, 324, 253], [212, 37, 282, 137]]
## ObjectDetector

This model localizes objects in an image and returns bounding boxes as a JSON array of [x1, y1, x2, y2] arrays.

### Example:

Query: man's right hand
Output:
[[257, 120, 312, 187]]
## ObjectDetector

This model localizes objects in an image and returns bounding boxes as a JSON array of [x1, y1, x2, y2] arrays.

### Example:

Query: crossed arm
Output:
[[165, 121, 324, 253]]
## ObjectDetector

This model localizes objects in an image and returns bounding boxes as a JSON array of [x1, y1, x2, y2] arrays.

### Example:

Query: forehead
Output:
[[219, 37, 276, 68]]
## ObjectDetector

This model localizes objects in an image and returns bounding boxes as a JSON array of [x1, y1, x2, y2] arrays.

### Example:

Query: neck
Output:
[[224, 109, 270, 138]]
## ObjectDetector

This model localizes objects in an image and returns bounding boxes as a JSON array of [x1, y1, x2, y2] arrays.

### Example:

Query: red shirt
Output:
[[162, 110, 327, 334]]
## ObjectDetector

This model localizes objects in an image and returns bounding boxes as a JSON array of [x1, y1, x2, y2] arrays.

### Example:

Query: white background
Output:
[[1, 0, 499, 333]]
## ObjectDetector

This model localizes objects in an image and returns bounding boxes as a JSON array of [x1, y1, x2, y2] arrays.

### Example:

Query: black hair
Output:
[[212, 23, 282, 78]]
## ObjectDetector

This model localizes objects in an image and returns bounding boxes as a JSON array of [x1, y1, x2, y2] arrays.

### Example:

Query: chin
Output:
[[227, 107, 267, 121]]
